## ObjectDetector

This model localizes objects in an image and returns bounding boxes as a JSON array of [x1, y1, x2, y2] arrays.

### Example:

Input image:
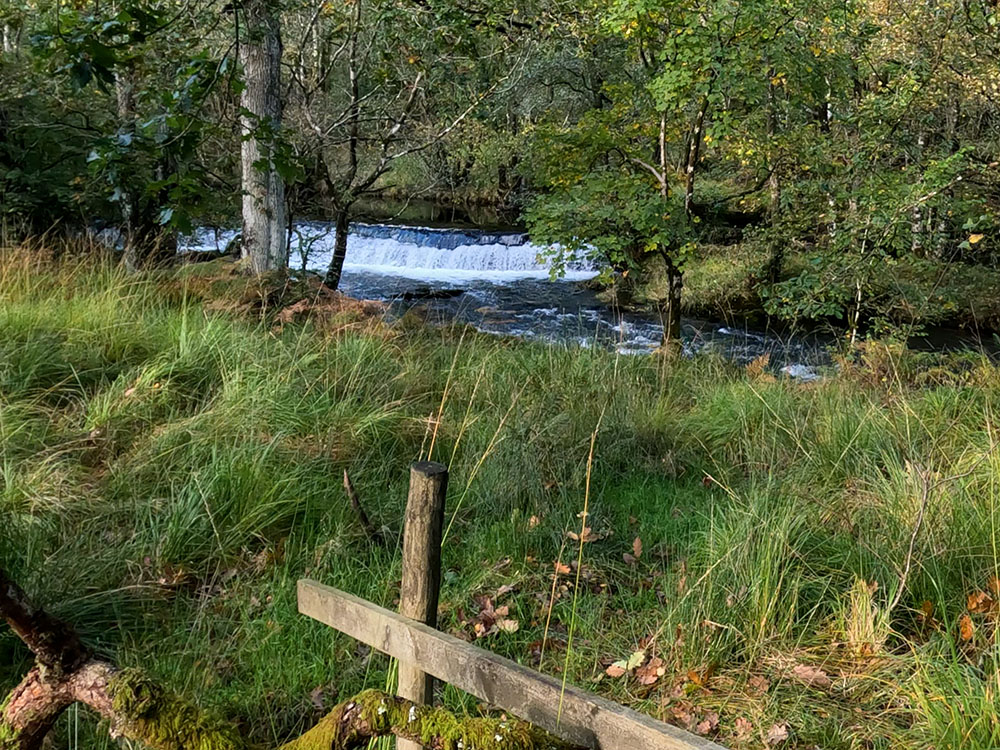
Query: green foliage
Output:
[[29, 2, 166, 90], [1, 0, 997, 335], [525, 159, 692, 277]]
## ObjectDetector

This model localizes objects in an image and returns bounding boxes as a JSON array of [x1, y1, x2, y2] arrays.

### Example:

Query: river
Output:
[[182, 221, 828, 377]]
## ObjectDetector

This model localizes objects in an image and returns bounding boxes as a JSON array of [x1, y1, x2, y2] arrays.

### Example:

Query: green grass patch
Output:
[[3, 250, 1000, 748]]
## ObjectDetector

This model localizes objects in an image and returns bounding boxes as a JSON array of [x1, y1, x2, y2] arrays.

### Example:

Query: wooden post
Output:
[[397, 460, 448, 750]]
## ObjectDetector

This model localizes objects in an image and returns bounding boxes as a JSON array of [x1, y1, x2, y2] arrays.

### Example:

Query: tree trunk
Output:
[[684, 97, 708, 219], [324, 206, 351, 289], [240, 0, 287, 274], [2, 24, 15, 54], [658, 254, 683, 348], [910, 133, 925, 255], [766, 66, 781, 226], [116, 66, 177, 271], [115, 68, 143, 272]]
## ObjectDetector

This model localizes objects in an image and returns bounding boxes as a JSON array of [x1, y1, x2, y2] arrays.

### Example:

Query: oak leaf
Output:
[[605, 663, 627, 678], [733, 717, 753, 740], [635, 656, 665, 686], [766, 723, 789, 745], [695, 712, 719, 736]]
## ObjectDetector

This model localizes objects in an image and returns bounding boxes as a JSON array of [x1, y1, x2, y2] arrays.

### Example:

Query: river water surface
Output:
[[184, 221, 828, 375]]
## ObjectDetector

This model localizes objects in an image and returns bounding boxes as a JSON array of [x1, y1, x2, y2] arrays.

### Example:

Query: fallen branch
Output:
[[318, 690, 581, 750], [343, 470, 385, 545], [0, 569, 89, 677], [1, 568, 582, 750]]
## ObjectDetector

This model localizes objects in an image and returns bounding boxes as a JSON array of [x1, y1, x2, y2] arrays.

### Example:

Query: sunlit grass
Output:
[[2, 248, 1000, 748]]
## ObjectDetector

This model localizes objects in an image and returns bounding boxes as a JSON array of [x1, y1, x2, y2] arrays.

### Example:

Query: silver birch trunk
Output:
[[240, 0, 287, 274]]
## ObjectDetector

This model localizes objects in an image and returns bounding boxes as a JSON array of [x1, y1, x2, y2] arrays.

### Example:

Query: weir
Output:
[[180, 221, 596, 281]]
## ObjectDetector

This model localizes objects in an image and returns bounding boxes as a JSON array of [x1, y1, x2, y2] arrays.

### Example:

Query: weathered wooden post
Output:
[[397, 460, 448, 750]]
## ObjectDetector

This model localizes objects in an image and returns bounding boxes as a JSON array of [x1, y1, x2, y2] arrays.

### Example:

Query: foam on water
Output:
[[181, 221, 596, 281]]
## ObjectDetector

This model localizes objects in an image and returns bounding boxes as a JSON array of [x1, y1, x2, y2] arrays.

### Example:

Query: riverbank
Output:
[[611, 243, 1000, 338], [3, 252, 1000, 749]]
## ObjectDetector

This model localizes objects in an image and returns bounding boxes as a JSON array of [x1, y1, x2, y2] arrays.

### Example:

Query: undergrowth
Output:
[[3, 249, 1000, 749]]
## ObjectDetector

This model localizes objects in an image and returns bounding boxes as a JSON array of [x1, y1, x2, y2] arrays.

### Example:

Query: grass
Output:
[[4, 249, 1000, 748]]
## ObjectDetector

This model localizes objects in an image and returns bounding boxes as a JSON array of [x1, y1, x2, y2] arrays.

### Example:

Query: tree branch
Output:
[[0, 569, 89, 677], [1, 568, 586, 750]]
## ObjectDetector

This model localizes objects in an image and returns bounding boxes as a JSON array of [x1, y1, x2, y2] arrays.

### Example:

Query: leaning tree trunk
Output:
[[684, 94, 710, 220], [240, 0, 287, 275], [0, 568, 580, 750], [324, 206, 351, 290]]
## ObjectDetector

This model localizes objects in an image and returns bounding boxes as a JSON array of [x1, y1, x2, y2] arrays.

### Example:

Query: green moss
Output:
[[338, 690, 573, 750], [107, 669, 247, 750], [275, 711, 340, 750], [0, 690, 19, 750], [0, 721, 20, 750]]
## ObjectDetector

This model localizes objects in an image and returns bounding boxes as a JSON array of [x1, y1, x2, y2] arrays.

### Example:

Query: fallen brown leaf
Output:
[[967, 590, 995, 614], [605, 663, 627, 678], [567, 526, 606, 543], [635, 656, 665, 686], [959, 612, 976, 641], [790, 663, 831, 689], [733, 717, 753, 740], [695, 712, 719, 736], [766, 722, 789, 745]]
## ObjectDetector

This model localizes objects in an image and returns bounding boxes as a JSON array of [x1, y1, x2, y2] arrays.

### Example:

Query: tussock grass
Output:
[[3, 250, 1000, 748]]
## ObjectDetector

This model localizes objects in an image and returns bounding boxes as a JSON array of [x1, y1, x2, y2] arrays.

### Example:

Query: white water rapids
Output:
[[182, 222, 597, 282], [180, 220, 825, 371]]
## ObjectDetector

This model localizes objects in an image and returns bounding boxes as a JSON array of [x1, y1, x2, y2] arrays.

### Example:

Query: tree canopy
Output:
[[1, 0, 998, 335]]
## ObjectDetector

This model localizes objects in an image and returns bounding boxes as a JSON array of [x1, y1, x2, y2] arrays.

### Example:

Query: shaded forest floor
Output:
[[4, 250, 1000, 749]]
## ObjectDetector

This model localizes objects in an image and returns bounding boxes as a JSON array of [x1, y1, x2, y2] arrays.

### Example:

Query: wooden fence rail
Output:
[[298, 581, 725, 750], [298, 461, 727, 750]]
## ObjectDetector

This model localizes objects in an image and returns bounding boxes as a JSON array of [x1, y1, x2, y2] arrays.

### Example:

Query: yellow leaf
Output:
[[625, 650, 646, 670], [969, 234, 985, 244]]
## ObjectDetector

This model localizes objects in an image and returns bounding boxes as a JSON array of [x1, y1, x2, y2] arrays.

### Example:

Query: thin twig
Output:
[[343, 470, 385, 546]]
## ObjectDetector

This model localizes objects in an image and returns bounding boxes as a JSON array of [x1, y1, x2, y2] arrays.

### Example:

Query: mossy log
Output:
[[1, 568, 584, 750]]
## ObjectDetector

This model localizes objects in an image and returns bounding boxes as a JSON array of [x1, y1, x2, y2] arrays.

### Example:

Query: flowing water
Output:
[[183, 221, 828, 375]]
